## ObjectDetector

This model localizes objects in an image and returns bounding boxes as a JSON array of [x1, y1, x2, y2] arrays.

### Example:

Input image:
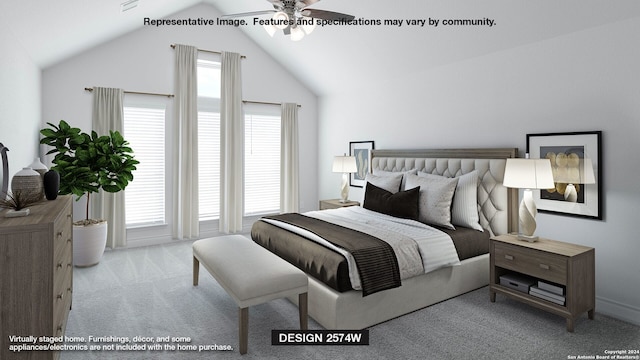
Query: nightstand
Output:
[[489, 234, 595, 332], [319, 199, 360, 210]]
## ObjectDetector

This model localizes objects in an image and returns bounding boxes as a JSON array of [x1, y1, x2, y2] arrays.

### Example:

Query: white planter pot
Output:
[[73, 221, 108, 267]]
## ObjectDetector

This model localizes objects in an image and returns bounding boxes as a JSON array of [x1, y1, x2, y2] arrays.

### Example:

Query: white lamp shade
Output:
[[503, 158, 555, 189], [552, 158, 595, 184], [301, 17, 316, 34], [290, 26, 305, 41], [263, 23, 277, 37], [332, 156, 357, 173], [272, 11, 290, 30]]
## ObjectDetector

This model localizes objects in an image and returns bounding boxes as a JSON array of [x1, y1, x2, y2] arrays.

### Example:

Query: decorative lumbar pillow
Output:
[[363, 182, 420, 220], [373, 169, 417, 190], [364, 172, 403, 194], [418, 171, 483, 231], [405, 173, 458, 229]]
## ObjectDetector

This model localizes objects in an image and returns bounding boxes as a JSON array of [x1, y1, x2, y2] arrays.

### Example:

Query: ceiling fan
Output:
[[222, 0, 355, 41]]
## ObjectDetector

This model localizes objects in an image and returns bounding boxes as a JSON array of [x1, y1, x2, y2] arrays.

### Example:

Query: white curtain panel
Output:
[[220, 51, 244, 233], [91, 87, 126, 248], [173, 44, 199, 239], [280, 103, 299, 213]]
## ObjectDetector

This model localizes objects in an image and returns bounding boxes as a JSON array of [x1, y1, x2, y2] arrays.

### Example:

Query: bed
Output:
[[251, 148, 518, 329]]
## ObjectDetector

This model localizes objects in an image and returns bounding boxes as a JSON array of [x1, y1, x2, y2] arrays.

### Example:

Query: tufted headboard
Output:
[[370, 148, 518, 237]]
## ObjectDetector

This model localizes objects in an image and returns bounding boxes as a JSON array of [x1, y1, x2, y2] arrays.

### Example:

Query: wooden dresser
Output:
[[1, 195, 73, 360]]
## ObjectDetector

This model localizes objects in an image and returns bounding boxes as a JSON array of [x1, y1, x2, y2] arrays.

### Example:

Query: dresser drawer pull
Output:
[[57, 262, 63, 269], [57, 293, 64, 300], [57, 231, 63, 239], [504, 254, 514, 261], [539, 264, 550, 270]]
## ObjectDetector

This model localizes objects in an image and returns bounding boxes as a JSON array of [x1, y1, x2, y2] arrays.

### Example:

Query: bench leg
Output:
[[299, 292, 308, 330], [239, 307, 248, 354], [193, 256, 199, 286]]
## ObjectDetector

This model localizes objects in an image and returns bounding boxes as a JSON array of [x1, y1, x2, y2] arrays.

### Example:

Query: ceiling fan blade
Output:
[[305, 9, 355, 21], [297, 0, 321, 7], [221, 10, 276, 19]]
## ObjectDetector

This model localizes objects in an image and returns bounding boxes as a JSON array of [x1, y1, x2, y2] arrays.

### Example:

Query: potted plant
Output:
[[40, 120, 139, 266]]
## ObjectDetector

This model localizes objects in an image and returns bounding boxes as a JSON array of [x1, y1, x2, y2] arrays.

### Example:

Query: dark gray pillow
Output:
[[363, 182, 420, 221]]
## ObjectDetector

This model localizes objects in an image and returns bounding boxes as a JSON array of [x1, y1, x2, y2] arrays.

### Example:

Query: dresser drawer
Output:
[[53, 264, 72, 335], [494, 242, 567, 285]]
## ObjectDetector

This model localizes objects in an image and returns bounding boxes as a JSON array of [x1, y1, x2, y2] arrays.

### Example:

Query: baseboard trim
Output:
[[596, 295, 640, 326]]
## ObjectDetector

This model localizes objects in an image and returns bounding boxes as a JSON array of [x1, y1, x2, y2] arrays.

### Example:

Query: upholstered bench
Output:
[[192, 235, 308, 354]]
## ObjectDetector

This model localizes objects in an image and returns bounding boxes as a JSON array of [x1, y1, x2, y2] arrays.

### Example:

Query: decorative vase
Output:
[[11, 167, 43, 200], [29, 157, 48, 177], [43, 169, 60, 200]]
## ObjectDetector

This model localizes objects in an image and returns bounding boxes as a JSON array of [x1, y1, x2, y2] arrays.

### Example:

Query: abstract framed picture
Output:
[[349, 141, 374, 187], [526, 131, 602, 220]]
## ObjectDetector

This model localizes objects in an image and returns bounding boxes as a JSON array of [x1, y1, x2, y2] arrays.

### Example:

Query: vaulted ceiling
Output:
[[3, 0, 640, 96]]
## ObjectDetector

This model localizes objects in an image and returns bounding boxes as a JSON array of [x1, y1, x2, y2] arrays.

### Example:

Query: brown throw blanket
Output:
[[262, 213, 401, 296]]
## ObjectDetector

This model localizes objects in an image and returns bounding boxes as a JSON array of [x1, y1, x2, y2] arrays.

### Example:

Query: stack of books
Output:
[[529, 280, 566, 305]]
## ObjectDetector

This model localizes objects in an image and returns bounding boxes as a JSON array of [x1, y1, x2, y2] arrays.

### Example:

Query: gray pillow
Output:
[[364, 172, 403, 193], [418, 171, 483, 231], [405, 173, 458, 229]]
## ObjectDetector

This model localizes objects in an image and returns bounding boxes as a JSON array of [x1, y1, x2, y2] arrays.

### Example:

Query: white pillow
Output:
[[405, 173, 458, 229], [364, 173, 403, 193], [373, 169, 417, 190], [418, 171, 483, 231]]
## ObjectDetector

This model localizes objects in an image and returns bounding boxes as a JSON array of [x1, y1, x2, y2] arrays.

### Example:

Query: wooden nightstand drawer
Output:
[[494, 242, 567, 285]]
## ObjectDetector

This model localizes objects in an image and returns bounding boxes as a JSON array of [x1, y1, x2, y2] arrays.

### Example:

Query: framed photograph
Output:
[[349, 141, 374, 187], [527, 131, 602, 220]]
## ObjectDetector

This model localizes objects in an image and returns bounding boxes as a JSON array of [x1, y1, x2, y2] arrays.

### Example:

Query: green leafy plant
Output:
[[39, 120, 139, 223]]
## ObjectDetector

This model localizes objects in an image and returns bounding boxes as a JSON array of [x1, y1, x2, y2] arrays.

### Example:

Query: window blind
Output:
[[123, 105, 166, 227], [244, 113, 281, 216], [198, 111, 221, 220]]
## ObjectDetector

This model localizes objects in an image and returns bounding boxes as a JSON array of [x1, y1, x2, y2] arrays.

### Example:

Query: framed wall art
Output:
[[349, 141, 374, 187], [526, 131, 602, 220]]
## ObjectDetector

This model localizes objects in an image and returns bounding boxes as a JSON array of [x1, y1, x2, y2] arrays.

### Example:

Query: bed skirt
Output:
[[287, 253, 490, 330]]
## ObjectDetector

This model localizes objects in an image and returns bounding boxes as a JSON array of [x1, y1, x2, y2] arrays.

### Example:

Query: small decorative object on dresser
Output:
[[11, 167, 44, 200], [490, 234, 595, 332], [44, 169, 60, 200], [319, 199, 360, 210], [0, 195, 73, 360]]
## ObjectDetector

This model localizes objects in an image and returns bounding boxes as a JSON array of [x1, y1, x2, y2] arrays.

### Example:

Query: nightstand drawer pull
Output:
[[539, 263, 550, 270], [504, 254, 514, 261]]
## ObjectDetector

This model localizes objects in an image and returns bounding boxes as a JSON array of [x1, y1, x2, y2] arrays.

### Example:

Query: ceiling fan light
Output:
[[272, 11, 290, 30], [300, 17, 316, 35], [290, 26, 305, 41], [263, 23, 277, 37]]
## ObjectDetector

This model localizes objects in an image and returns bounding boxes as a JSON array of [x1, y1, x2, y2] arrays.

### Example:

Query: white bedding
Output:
[[261, 207, 460, 291]]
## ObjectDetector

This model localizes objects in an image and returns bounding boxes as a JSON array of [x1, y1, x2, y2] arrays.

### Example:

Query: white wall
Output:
[[42, 3, 318, 237], [0, 19, 41, 182], [318, 18, 640, 325]]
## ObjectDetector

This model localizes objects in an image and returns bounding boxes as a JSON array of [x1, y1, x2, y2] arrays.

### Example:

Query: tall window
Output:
[[244, 110, 281, 216], [123, 104, 166, 227], [197, 58, 221, 220]]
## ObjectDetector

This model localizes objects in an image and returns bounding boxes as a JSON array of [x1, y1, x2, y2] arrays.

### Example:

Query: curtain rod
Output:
[[170, 44, 246, 59], [84, 87, 174, 98], [243, 100, 301, 108]]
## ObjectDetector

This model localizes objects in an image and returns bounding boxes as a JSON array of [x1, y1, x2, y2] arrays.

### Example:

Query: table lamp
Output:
[[332, 154, 357, 203], [503, 154, 555, 242]]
